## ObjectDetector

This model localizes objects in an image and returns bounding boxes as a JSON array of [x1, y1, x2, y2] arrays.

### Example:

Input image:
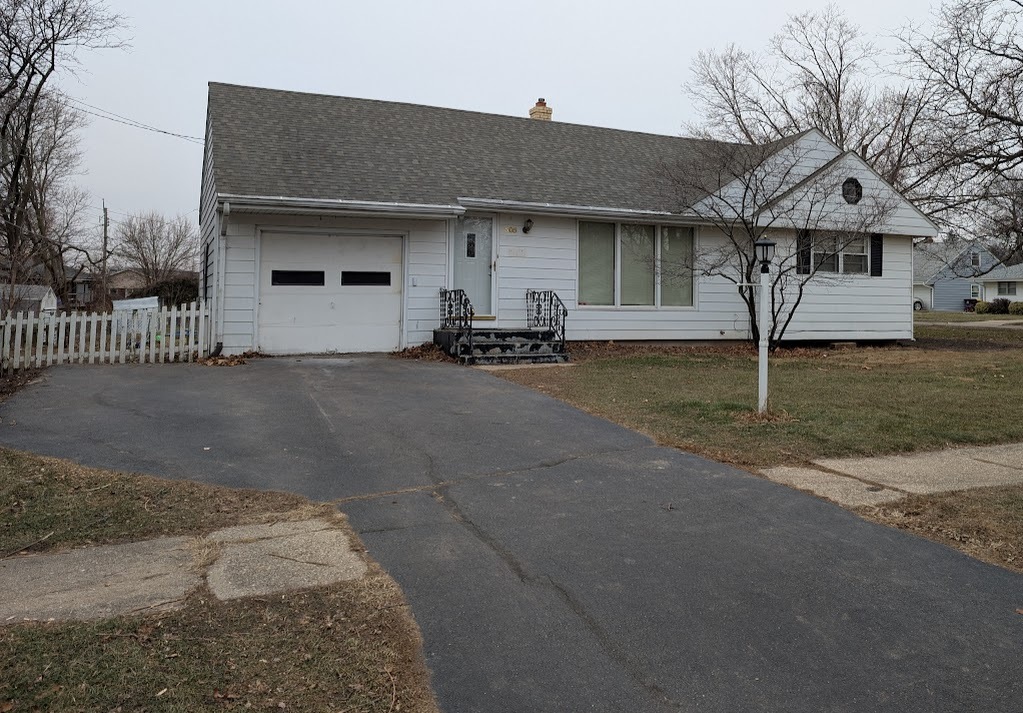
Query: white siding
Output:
[[490, 216, 914, 342], [767, 152, 937, 237], [782, 234, 914, 340], [980, 281, 1023, 303], [218, 213, 448, 355], [490, 216, 751, 340], [199, 114, 219, 347]]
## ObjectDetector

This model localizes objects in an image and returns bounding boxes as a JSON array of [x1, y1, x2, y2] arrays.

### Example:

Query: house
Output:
[[67, 268, 149, 306], [200, 83, 938, 356], [978, 264, 1023, 303], [913, 241, 1000, 311], [0, 284, 57, 316]]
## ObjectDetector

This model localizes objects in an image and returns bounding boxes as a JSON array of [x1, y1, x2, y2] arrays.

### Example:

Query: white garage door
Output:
[[258, 232, 403, 354]]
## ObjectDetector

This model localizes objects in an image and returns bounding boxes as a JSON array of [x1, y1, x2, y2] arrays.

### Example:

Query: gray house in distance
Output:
[[913, 242, 1000, 311]]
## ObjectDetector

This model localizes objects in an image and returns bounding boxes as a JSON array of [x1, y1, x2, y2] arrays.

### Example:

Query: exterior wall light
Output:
[[523, 218, 534, 234]]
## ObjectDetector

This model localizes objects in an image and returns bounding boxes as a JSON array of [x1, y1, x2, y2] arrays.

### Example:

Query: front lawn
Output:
[[915, 311, 1023, 323], [0, 449, 437, 713], [498, 329, 1023, 574], [497, 327, 1023, 468]]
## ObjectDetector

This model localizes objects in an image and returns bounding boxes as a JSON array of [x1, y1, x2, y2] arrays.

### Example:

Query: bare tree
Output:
[[661, 136, 896, 348], [114, 211, 197, 287], [686, 6, 954, 226], [18, 94, 93, 302], [901, 0, 1023, 260], [0, 0, 122, 308]]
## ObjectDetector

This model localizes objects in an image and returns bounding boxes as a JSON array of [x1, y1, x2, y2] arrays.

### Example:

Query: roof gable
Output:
[[760, 150, 938, 237], [915, 242, 1000, 284]]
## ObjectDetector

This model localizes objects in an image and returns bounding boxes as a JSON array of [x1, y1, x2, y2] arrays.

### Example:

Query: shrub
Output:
[[974, 300, 991, 314], [990, 297, 1011, 314], [139, 277, 199, 306], [1009, 301, 1023, 315]]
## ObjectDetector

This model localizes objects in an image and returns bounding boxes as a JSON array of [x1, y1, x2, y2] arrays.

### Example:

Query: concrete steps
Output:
[[433, 327, 569, 365]]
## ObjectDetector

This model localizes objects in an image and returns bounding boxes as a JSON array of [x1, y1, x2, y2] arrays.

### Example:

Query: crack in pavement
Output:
[[970, 456, 1023, 472], [795, 462, 913, 495], [547, 579, 681, 712], [332, 445, 653, 506], [426, 462, 682, 711]]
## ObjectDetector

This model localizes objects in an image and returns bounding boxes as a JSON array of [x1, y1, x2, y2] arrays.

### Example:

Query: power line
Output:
[[64, 96, 205, 145]]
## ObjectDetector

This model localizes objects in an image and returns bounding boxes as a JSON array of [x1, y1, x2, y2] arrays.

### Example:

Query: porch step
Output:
[[472, 353, 569, 366], [433, 327, 569, 365]]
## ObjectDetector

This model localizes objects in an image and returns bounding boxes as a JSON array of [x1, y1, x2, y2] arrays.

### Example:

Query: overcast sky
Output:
[[55, 0, 938, 232]]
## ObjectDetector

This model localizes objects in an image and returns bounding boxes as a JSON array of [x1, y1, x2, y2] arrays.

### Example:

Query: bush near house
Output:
[[990, 298, 1012, 314], [1009, 302, 1023, 315], [975, 300, 992, 314], [138, 277, 199, 306]]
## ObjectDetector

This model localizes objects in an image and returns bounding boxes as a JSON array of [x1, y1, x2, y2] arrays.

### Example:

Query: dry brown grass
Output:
[[392, 343, 454, 362], [0, 450, 439, 713], [0, 449, 334, 556], [856, 485, 1023, 574]]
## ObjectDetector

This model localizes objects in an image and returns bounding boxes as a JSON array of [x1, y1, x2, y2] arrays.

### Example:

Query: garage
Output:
[[257, 232, 403, 354]]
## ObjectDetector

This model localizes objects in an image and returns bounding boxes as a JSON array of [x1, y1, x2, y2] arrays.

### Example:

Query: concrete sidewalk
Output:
[[762, 442, 1023, 506], [0, 518, 366, 623]]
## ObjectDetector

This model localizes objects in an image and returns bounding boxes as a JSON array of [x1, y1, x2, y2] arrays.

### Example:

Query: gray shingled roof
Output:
[[207, 83, 784, 213], [981, 264, 1023, 281]]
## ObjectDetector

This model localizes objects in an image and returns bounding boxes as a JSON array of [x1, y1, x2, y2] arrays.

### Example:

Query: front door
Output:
[[453, 216, 493, 315]]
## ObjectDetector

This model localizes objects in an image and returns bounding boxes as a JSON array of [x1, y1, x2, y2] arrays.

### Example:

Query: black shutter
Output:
[[797, 230, 812, 275], [870, 234, 884, 277]]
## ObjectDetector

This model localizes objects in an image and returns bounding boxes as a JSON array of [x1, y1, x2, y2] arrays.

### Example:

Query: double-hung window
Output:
[[998, 281, 1017, 296], [578, 222, 694, 307], [812, 233, 869, 274]]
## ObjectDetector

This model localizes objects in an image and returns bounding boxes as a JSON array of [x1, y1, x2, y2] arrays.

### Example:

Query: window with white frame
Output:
[[971, 284, 982, 299], [578, 222, 694, 307], [971, 252, 980, 268], [812, 233, 869, 274], [998, 281, 1017, 296]]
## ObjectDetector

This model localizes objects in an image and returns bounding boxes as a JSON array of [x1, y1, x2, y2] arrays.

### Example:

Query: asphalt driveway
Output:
[[2, 357, 1020, 712]]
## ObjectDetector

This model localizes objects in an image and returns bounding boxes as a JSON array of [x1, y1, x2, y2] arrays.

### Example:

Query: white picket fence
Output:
[[0, 302, 210, 374]]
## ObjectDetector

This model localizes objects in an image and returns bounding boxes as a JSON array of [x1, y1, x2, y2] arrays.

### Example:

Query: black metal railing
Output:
[[440, 288, 474, 356], [526, 289, 568, 352]]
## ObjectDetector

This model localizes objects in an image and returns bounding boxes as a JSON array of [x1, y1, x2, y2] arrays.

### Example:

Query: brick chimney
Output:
[[529, 97, 553, 121]]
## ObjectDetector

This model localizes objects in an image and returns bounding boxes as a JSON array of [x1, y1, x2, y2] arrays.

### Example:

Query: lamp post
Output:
[[754, 238, 776, 414]]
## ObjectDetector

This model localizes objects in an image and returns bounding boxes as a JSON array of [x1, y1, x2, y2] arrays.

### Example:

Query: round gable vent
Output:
[[842, 177, 863, 205]]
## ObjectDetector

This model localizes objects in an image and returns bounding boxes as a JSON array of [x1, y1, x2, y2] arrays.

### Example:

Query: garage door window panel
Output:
[[271, 270, 325, 286], [341, 271, 391, 286]]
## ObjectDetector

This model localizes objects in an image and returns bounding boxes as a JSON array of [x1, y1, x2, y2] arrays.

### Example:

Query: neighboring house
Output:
[[67, 268, 150, 306], [978, 264, 1023, 303], [200, 83, 937, 356], [0, 284, 58, 316], [106, 269, 147, 300], [913, 242, 1001, 311]]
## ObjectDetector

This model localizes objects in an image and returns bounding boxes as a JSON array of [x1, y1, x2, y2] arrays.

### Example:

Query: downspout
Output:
[[213, 201, 230, 355]]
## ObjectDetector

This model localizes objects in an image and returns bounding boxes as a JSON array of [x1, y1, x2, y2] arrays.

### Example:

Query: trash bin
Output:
[[964, 298, 979, 312]]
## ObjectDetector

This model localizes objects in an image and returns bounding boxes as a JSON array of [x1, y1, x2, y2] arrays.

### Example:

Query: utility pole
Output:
[[100, 201, 109, 309]]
